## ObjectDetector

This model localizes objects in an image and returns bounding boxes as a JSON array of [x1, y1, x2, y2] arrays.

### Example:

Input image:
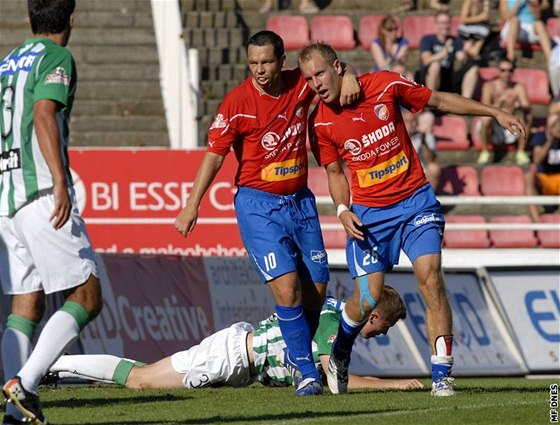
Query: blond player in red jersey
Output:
[[298, 42, 526, 397], [174, 31, 360, 396]]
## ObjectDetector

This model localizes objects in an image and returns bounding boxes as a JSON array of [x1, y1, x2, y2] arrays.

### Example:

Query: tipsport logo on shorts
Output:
[[261, 156, 306, 182], [356, 152, 409, 188]]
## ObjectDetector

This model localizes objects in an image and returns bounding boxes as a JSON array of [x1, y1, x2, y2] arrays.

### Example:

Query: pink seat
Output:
[[266, 16, 310, 50], [432, 115, 469, 151], [444, 215, 490, 248], [547, 17, 560, 38], [537, 213, 560, 248], [480, 165, 525, 196], [307, 166, 329, 197], [438, 166, 480, 196], [478, 67, 499, 82], [450, 15, 462, 37], [311, 16, 356, 50], [402, 16, 434, 49], [320, 216, 347, 249], [512, 68, 550, 105], [489, 215, 538, 247]]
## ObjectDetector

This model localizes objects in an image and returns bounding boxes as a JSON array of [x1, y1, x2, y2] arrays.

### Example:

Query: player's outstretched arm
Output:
[[319, 355, 424, 390], [175, 152, 225, 237], [426, 90, 527, 142]]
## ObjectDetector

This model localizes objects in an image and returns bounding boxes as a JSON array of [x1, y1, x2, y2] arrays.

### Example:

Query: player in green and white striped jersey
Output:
[[47, 286, 423, 391], [1, 2, 103, 424]]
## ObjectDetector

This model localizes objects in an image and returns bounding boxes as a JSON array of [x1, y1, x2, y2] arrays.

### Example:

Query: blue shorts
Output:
[[347, 184, 445, 278], [235, 186, 329, 284]]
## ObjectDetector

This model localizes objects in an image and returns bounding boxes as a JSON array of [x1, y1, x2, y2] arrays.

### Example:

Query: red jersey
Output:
[[207, 68, 315, 195], [310, 72, 431, 207]]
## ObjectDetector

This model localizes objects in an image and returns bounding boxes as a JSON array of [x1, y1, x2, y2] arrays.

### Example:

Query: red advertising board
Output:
[[81, 254, 215, 362], [69, 149, 245, 255]]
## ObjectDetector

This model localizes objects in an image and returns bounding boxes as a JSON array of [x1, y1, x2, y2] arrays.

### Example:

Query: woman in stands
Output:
[[499, 0, 551, 63], [370, 15, 409, 72]]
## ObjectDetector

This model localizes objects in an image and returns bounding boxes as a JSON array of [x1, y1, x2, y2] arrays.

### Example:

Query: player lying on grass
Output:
[[48, 286, 423, 391]]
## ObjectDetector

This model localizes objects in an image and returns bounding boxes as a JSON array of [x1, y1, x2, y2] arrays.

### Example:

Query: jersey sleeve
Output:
[[34, 47, 74, 106], [207, 91, 241, 156], [392, 73, 432, 113], [313, 308, 340, 357], [309, 110, 340, 167]]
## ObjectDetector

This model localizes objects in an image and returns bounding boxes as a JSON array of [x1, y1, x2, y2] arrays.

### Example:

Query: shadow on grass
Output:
[[44, 393, 190, 409]]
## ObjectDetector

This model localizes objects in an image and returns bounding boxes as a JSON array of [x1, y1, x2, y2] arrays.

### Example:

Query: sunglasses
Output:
[[499, 68, 514, 72], [384, 27, 398, 32]]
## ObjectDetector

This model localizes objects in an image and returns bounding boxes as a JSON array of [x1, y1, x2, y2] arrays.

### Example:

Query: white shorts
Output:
[[0, 189, 98, 295], [500, 21, 540, 46], [171, 322, 255, 389]]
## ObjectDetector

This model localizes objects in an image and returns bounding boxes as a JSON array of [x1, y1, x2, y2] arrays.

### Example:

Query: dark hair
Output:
[[247, 30, 284, 61], [498, 57, 516, 71], [28, 0, 75, 35], [379, 285, 407, 323], [298, 42, 338, 67]]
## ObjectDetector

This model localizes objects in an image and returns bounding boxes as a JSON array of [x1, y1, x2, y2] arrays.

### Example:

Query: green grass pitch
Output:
[[8, 377, 558, 424]]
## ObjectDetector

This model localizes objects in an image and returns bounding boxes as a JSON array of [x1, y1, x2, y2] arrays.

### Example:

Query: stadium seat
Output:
[[307, 166, 329, 197], [512, 68, 550, 105], [358, 15, 402, 50], [537, 213, 560, 248], [478, 67, 499, 82], [450, 15, 462, 37], [320, 216, 347, 249], [489, 215, 538, 248], [311, 16, 356, 50], [444, 215, 491, 248], [402, 15, 434, 49], [480, 165, 525, 196], [547, 17, 560, 38], [438, 165, 480, 196], [266, 16, 310, 50], [432, 115, 470, 151]]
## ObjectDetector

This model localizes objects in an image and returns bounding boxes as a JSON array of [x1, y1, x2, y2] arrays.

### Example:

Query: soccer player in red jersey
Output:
[[174, 31, 359, 396], [298, 42, 526, 396]]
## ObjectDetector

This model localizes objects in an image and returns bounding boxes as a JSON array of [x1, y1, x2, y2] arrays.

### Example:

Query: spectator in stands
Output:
[[499, 0, 552, 63], [260, 0, 319, 14], [418, 12, 480, 99], [550, 37, 560, 97], [457, 0, 492, 61], [526, 111, 560, 221], [403, 110, 442, 191], [396, 0, 450, 12], [428, 0, 452, 12], [370, 15, 409, 72], [477, 58, 532, 164]]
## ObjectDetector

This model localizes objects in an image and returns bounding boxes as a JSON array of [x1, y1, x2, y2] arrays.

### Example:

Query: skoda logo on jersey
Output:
[[261, 132, 280, 151], [374, 104, 389, 121], [344, 139, 362, 156]]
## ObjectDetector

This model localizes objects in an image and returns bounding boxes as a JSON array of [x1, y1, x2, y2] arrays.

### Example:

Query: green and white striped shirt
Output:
[[0, 38, 76, 216], [251, 297, 344, 386]]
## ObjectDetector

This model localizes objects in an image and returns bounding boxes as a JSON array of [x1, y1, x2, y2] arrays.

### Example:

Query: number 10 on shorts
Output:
[[264, 252, 277, 271]]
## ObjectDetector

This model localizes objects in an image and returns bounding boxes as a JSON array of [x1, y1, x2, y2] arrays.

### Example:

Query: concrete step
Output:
[[72, 99, 165, 117], [78, 64, 160, 81], [71, 131, 170, 147], [181, 0, 237, 12], [71, 45, 158, 64], [71, 115, 167, 132], [77, 81, 162, 100], [0, 0, 152, 13], [183, 27, 244, 49], [184, 11, 239, 28]]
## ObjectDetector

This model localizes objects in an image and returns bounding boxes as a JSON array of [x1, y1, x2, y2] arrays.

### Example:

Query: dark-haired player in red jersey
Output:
[[298, 42, 526, 397], [174, 31, 360, 396]]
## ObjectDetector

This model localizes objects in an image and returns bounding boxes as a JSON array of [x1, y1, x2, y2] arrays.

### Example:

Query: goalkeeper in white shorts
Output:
[[48, 286, 423, 391]]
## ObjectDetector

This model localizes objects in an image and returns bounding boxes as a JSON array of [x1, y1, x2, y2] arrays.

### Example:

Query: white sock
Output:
[[18, 311, 80, 394], [51, 354, 122, 382], [2, 327, 31, 419]]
